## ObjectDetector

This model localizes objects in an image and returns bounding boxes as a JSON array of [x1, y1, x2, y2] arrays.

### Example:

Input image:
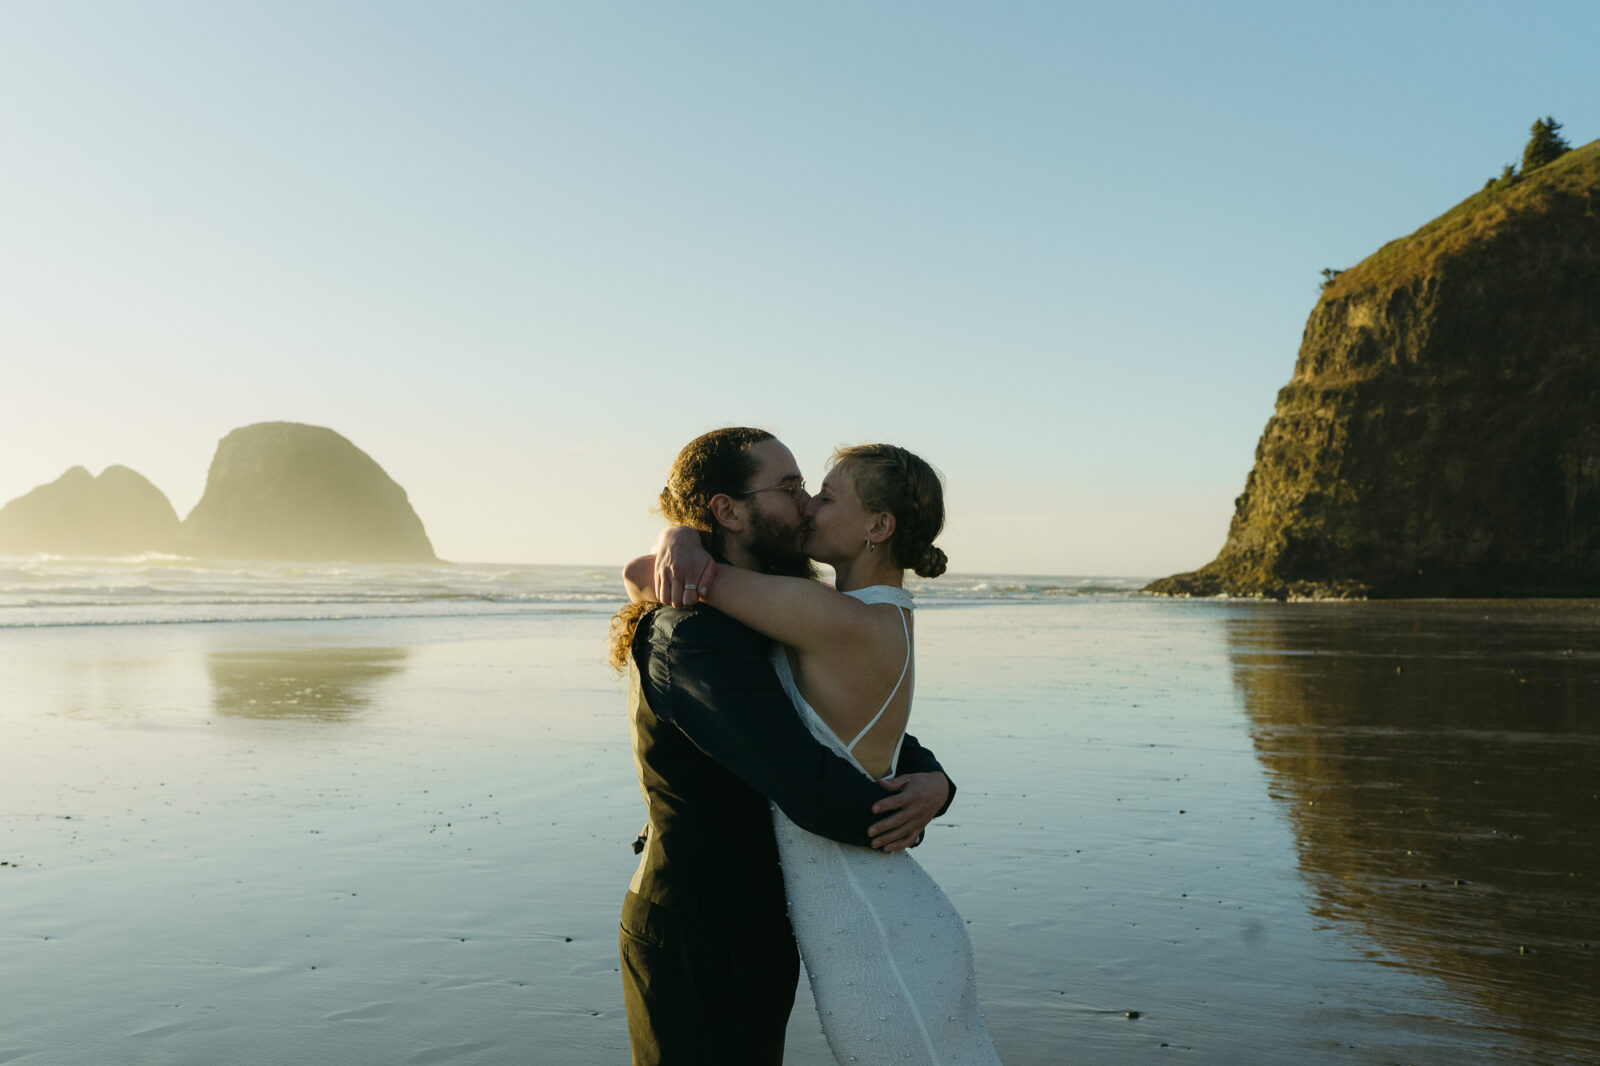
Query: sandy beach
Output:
[[3, 592, 1597, 1064]]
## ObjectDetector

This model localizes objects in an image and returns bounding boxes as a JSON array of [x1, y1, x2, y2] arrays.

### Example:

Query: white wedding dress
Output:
[[770, 585, 1002, 1065]]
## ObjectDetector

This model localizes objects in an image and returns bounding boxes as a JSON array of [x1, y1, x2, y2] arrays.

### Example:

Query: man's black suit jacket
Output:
[[626, 604, 953, 934]]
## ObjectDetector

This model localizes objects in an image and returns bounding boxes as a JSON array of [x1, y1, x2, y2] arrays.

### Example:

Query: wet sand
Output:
[[2, 600, 1596, 1064]]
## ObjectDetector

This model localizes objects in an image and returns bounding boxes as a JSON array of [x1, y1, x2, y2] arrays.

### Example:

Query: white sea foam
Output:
[[0, 555, 1148, 628]]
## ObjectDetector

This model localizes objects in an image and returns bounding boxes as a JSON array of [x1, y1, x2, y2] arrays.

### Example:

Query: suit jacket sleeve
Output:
[[640, 607, 948, 848], [896, 732, 957, 818]]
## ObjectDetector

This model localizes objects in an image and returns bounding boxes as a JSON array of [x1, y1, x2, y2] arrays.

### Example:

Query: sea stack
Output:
[[181, 422, 437, 563], [1149, 138, 1600, 599], [0, 465, 182, 556]]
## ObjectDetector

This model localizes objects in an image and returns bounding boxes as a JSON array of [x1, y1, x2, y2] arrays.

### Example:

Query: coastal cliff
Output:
[[1150, 138, 1600, 598], [181, 422, 437, 563], [0, 465, 181, 556]]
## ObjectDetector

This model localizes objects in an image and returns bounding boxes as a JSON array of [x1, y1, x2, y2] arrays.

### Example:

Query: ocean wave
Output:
[[0, 557, 1142, 627], [0, 602, 611, 629]]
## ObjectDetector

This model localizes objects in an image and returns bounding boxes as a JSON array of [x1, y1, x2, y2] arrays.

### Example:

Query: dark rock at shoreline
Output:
[[1150, 139, 1600, 599], [180, 422, 437, 563], [0, 465, 181, 556]]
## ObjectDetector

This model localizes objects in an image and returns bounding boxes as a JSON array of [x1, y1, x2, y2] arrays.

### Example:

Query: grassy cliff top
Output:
[[1320, 137, 1600, 302]]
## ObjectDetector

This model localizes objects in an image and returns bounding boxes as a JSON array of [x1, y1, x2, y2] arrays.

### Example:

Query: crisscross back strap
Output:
[[846, 604, 911, 752]]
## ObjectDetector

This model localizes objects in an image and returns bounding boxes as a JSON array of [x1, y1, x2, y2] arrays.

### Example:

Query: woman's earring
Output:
[[866, 539, 875, 553]]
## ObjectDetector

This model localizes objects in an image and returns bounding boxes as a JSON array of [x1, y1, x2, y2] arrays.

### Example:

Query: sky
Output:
[[1, 2, 1595, 576]]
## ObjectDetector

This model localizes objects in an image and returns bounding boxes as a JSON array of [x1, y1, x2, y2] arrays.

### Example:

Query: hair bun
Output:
[[913, 544, 948, 579]]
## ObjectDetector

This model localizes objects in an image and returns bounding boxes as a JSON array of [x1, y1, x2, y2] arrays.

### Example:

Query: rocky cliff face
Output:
[[0, 465, 181, 555], [1150, 139, 1600, 598], [181, 422, 437, 562]]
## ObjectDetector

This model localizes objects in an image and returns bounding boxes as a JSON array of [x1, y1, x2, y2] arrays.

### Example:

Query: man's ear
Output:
[[709, 493, 745, 533], [867, 511, 895, 546]]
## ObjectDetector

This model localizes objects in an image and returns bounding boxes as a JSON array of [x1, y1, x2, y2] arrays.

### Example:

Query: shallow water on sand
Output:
[[1, 598, 1595, 1064]]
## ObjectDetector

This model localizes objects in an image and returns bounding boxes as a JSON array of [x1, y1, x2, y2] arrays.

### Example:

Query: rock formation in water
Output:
[[180, 422, 437, 562], [0, 465, 181, 556], [1150, 138, 1600, 598]]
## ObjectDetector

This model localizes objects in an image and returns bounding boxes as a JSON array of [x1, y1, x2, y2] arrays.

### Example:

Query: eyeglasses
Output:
[[739, 478, 808, 503]]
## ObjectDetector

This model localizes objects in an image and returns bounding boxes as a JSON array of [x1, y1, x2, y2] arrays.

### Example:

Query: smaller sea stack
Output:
[[0, 465, 181, 556]]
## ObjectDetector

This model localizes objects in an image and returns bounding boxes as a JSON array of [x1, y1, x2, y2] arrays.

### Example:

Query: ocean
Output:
[[0, 555, 1144, 629], [1, 557, 1595, 1064]]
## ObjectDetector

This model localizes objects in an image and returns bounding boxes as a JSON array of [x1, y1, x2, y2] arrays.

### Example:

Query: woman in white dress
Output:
[[638, 443, 1002, 1066]]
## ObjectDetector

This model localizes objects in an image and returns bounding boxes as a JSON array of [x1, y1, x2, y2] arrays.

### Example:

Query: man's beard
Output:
[[746, 508, 817, 580]]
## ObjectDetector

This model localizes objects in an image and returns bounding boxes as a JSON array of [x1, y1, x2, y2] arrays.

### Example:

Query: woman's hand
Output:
[[653, 525, 715, 607], [867, 771, 951, 852]]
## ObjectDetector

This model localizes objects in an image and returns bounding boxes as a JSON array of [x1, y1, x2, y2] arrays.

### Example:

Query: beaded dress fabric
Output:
[[770, 585, 1001, 1065]]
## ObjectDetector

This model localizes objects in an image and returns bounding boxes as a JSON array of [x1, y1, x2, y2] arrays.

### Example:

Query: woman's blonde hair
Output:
[[832, 444, 948, 579]]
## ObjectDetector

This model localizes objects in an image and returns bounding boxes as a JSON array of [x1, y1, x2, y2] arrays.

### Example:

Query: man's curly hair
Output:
[[607, 427, 774, 670]]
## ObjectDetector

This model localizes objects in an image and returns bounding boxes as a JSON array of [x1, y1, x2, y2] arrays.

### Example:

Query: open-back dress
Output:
[[769, 585, 1002, 1064]]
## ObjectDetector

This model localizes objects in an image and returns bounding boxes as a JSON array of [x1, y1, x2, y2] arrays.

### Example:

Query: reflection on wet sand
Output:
[[207, 646, 409, 720], [1227, 602, 1600, 1062]]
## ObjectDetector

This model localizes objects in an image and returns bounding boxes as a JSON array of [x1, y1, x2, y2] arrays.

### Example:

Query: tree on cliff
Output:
[[1485, 163, 1519, 192], [1521, 116, 1570, 173]]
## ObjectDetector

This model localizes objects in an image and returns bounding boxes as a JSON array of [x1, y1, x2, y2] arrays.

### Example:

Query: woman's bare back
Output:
[[786, 598, 914, 777]]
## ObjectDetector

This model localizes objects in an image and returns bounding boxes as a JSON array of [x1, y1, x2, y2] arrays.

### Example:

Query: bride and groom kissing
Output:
[[610, 427, 1001, 1065]]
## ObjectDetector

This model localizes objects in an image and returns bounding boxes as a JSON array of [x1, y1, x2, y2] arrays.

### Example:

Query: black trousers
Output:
[[619, 891, 800, 1066]]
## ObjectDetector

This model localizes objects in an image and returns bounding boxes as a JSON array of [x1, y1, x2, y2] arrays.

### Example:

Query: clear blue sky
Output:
[[2, 2, 1594, 574]]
